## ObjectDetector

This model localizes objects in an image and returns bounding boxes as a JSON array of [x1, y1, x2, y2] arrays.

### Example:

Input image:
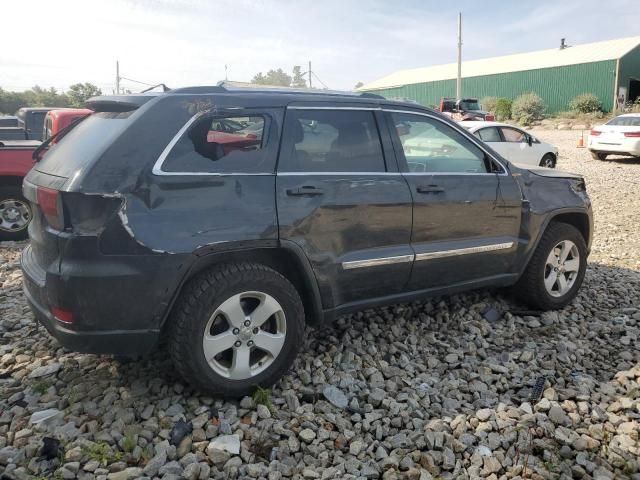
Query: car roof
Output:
[[16, 107, 54, 112], [85, 84, 430, 112], [615, 113, 640, 118]]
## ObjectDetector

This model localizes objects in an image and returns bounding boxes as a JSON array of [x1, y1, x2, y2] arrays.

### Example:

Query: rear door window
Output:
[[279, 109, 386, 172], [161, 115, 270, 174]]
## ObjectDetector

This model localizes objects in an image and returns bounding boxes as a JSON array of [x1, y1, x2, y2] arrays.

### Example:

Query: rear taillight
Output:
[[623, 131, 640, 137], [485, 114, 495, 121], [50, 307, 74, 324], [36, 186, 65, 230], [590, 130, 601, 136]]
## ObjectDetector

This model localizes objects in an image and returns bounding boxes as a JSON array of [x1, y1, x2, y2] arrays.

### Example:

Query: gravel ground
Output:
[[1, 130, 639, 480]]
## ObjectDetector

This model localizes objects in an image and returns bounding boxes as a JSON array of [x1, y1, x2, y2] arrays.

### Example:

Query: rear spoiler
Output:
[[85, 93, 160, 112]]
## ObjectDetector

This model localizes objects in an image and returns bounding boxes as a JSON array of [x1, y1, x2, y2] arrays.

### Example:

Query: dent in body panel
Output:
[[116, 176, 279, 255], [512, 168, 592, 269]]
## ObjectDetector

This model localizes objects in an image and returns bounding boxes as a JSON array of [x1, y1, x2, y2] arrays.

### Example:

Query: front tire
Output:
[[590, 151, 607, 161], [168, 263, 304, 397], [539, 154, 556, 168], [0, 186, 31, 241], [514, 223, 587, 310]]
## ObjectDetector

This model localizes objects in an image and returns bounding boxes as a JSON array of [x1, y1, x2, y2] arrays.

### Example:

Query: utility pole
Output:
[[308, 61, 312, 89], [224, 64, 228, 81], [116, 60, 120, 95], [456, 12, 462, 101]]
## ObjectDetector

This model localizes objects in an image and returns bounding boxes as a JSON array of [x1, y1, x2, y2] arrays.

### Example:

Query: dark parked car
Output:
[[0, 107, 54, 141], [21, 86, 592, 396]]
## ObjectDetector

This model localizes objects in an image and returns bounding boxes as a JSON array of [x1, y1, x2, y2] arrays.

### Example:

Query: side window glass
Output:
[[476, 127, 501, 142], [280, 109, 385, 172], [501, 127, 526, 143], [162, 115, 269, 173], [44, 118, 52, 140], [391, 113, 488, 174]]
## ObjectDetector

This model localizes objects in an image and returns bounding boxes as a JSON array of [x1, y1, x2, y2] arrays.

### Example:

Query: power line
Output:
[[311, 71, 329, 89], [119, 76, 156, 87]]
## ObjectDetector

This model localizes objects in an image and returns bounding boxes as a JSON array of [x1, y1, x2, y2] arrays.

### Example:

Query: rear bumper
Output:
[[21, 243, 167, 356], [588, 139, 640, 156]]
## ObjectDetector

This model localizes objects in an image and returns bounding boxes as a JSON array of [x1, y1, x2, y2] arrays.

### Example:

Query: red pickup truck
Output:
[[0, 108, 91, 240]]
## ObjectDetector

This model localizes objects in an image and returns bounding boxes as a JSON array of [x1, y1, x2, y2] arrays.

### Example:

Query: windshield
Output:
[[460, 100, 480, 111], [36, 111, 134, 178], [606, 116, 640, 127]]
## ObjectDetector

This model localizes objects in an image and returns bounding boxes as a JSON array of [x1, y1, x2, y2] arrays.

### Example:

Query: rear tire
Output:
[[539, 154, 556, 168], [0, 186, 31, 241], [590, 151, 607, 161], [168, 262, 304, 397], [514, 222, 587, 311]]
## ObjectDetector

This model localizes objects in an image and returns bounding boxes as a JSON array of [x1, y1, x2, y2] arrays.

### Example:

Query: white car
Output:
[[588, 113, 640, 160], [460, 121, 558, 168]]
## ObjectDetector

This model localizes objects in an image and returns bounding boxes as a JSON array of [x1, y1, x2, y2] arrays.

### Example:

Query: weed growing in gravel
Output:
[[121, 432, 137, 453], [31, 381, 51, 395], [252, 386, 272, 409], [83, 442, 121, 466]]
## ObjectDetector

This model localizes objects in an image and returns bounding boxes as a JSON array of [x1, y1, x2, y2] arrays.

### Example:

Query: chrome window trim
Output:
[[277, 171, 400, 176], [415, 242, 514, 261], [287, 106, 382, 111], [152, 111, 274, 177], [152, 106, 510, 177], [342, 254, 414, 270]]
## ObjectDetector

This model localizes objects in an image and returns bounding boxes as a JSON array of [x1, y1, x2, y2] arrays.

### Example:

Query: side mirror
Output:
[[527, 135, 533, 146]]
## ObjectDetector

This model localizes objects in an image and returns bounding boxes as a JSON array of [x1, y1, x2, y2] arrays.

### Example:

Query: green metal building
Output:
[[359, 36, 640, 114]]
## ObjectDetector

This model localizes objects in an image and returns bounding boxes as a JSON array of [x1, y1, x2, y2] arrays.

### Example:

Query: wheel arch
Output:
[[540, 152, 557, 166], [518, 208, 592, 281], [161, 240, 324, 331], [0, 176, 25, 188]]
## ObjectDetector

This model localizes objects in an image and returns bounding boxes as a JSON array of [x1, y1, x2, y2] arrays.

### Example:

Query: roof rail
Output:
[[170, 83, 385, 99]]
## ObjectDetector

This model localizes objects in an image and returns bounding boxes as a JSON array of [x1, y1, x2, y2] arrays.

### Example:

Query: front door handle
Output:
[[416, 185, 445, 194], [286, 186, 324, 196]]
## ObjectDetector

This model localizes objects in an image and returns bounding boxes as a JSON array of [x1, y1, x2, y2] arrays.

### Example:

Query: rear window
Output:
[[606, 116, 640, 127], [36, 111, 133, 178]]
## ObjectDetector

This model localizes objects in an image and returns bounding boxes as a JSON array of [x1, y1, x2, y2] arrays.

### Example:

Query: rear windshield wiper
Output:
[[32, 114, 90, 162]]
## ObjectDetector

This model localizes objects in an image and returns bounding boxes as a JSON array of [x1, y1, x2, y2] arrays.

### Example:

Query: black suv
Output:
[[21, 86, 592, 396]]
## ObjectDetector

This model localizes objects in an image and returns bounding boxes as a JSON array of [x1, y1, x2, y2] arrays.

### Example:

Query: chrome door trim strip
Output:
[[415, 242, 514, 261], [342, 254, 414, 270]]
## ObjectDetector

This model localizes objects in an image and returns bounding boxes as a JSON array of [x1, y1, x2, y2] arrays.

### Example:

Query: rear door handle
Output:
[[416, 185, 445, 194], [286, 186, 324, 196]]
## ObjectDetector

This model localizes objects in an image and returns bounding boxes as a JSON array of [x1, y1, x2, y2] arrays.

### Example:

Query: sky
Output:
[[1, 0, 639, 93]]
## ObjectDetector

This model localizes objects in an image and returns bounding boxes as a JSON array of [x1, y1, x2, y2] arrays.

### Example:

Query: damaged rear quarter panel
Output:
[[121, 175, 279, 254]]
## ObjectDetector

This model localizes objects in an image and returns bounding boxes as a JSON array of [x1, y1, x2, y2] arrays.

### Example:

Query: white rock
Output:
[[206, 434, 240, 455]]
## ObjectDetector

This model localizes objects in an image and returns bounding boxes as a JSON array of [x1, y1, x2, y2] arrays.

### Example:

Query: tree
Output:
[[354, 81, 364, 89], [66, 82, 102, 107], [291, 66, 307, 88], [251, 68, 292, 87]]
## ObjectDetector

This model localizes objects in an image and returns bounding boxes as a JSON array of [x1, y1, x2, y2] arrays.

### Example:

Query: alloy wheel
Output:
[[202, 291, 286, 379], [544, 240, 580, 297]]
